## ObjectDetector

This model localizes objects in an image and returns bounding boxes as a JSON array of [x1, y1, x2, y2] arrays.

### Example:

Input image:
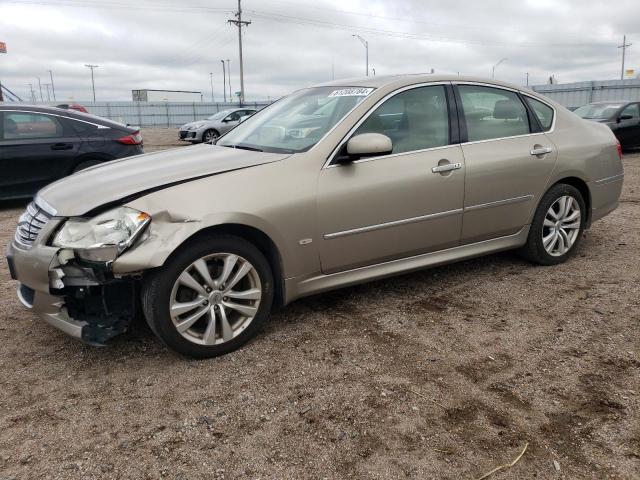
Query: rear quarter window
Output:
[[526, 97, 554, 131]]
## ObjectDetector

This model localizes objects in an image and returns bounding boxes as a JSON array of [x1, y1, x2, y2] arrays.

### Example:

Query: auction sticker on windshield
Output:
[[328, 88, 374, 97]]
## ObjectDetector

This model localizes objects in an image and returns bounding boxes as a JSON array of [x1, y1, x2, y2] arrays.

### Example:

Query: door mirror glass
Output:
[[341, 133, 393, 162]]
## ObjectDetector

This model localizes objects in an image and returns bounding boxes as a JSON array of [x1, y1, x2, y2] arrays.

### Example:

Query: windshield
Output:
[[217, 86, 374, 153], [574, 103, 623, 119], [208, 110, 233, 121]]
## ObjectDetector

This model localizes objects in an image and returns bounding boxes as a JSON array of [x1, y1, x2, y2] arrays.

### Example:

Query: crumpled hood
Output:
[[38, 144, 290, 216]]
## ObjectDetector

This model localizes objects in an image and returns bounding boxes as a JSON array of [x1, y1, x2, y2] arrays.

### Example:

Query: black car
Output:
[[0, 105, 144, 200], [574, 100, 640, 149]]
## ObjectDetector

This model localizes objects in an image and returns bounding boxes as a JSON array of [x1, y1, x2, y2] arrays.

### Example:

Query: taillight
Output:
[[616, 140, 622, 160], [117, 131, 143, 145]]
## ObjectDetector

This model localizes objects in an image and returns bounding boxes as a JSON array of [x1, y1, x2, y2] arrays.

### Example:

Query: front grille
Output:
[[14, 201, 53, 249], [179, 130, 188, 139]]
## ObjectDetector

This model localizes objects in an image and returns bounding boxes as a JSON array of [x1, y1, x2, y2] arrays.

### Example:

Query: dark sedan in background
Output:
[[574, 100, 640, 149], [0, 105, 144, 200]]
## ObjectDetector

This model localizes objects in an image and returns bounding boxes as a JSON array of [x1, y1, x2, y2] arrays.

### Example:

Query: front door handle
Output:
[[530, 146, 553, 156], [51, 143, 73, 151], [432, 162, 462, 174]]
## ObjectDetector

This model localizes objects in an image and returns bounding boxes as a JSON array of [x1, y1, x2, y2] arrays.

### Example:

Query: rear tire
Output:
[[72, 159, 103, 173], [520, 183, 586, 265], [141, 235, 274, 358]]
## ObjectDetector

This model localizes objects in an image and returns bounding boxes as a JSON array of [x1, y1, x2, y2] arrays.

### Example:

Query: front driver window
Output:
[[352, 85, 450, 155], [226, 112, 241, 122]]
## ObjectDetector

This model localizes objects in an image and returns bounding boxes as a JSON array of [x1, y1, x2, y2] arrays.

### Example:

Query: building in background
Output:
[[132, 89, 203, 102]]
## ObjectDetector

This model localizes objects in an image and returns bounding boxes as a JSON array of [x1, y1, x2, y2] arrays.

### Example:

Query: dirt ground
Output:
[[0, 130, 638, 479]]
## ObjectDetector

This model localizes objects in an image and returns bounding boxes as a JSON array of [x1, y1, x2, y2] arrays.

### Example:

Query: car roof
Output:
[[0, 104, 133, 130], [314, 73, 528, 92]]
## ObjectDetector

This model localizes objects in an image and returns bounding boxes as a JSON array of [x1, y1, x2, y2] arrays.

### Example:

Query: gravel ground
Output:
[[0, 130, 638, 479]]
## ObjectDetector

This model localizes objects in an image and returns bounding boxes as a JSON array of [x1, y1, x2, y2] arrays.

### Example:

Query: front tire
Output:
[[202, 129, 219, 144], [142, 235, 274, 358], [521, 183, 586, 265]]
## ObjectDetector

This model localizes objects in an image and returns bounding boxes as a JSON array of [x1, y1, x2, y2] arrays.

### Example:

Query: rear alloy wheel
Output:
[[542, 196, 581, 257], [142, 235, 273, 358], [521, 183, 586, 265], [202, 129, 219, 143]]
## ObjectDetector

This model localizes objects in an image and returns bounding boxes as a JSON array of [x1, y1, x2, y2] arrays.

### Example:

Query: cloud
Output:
[[0, 0, 638, 102]]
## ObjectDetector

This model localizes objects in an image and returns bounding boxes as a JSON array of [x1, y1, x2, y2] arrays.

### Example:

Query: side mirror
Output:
[[618, 114, 634, 122], [336, 133, 393, 164]]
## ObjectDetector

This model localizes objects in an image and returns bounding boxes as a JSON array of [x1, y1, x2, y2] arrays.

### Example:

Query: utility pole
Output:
[[48, 69, 56, 101], [352, 34, 368, 76], [228, 0, 250, 105], [37, 76, 43, 102], [220, 60, 227, 103], [209, 72, 215, 102], [226, 59, 231, 101], [85, 64, 99, 101], [618, 35, 632, 80], [526, 72, 529, 86]]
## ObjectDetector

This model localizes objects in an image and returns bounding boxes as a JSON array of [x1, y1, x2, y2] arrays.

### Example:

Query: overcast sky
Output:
[[0, 0, 638, 102]]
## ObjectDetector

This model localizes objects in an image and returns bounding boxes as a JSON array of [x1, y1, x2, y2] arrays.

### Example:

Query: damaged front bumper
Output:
[[6, 219, 138, 345]]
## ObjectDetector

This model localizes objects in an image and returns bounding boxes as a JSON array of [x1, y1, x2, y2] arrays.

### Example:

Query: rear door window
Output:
[[458, 85, 530, 142], [525, 97, 554, 131], [3, 112, 65, 140]]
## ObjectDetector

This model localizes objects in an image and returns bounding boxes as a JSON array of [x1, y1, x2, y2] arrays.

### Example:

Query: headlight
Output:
[[190, 123, 206, 130], [53, 207, 151, 262]]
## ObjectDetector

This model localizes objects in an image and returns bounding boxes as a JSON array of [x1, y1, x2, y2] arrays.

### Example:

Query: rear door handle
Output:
[[432, 162, 462, 174], [51, 143, 73, 151], [530, 146, 553, 156]]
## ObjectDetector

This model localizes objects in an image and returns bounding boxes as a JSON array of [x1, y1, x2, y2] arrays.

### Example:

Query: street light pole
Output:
[[209, 72, 215, 102], [226, 59, 231, 101], [48, 69, 56, 101], [84, 64, 99, 101], [492, 58, 508, 79], [352, 34, 369, 76], [37, 76, 43, 102], [220, 60, 227, 103]]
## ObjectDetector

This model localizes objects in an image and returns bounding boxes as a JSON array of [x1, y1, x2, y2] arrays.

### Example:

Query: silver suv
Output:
[[6, 75, 624, 358]]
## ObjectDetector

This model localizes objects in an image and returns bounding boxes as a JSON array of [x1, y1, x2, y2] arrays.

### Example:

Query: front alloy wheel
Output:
[[142, 235, 274, 358], [203, 129, 219, 143], [170, 254, 262, 346]]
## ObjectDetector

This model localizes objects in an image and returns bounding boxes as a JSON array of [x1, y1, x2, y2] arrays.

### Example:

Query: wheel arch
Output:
[[547, 176, 592, 226], [172, 223, 286, 307], [69, 153, 113, 175]]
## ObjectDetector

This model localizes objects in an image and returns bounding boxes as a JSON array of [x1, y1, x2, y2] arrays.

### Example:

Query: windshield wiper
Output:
[[223, 144, 264, 152]]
